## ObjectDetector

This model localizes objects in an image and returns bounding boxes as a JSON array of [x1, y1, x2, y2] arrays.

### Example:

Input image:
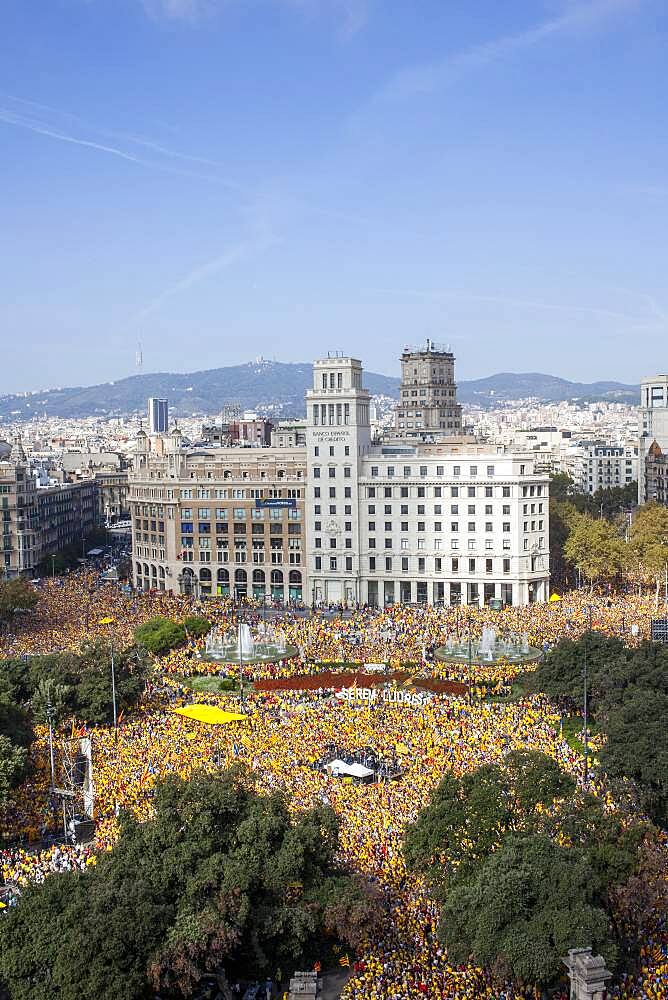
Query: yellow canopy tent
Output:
[[549, 593, 562, 603], [174, 705, 248, 725]]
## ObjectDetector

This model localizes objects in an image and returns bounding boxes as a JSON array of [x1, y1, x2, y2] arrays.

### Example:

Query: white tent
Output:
[[325, 759, 374, 781]]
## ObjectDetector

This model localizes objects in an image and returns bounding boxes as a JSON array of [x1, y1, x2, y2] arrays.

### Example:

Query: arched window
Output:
[[199, 568, 212, 581], [252, 569, 265, 584], [217, 568, 229, 582], [235, 569, 247, 583], [270, 568, 284, 600]]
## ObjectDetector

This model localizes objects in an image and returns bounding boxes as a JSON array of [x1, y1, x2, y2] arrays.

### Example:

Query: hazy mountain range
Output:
[[0, 361, 639, 420]]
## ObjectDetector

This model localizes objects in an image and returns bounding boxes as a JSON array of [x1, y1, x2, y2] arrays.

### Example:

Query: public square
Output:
[[1, 574, 666, 999]]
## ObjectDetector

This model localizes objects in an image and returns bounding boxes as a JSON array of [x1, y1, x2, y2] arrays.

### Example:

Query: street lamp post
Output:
[[45, 699, 63, 837], [98, 617, 118, 743], [582, 604, 593, 787], [467, 631, 473, 706], [237, 598, 244, 705]]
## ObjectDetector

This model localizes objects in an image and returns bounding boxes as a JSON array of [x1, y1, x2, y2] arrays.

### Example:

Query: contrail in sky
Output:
[[0, 101, 247, 192]]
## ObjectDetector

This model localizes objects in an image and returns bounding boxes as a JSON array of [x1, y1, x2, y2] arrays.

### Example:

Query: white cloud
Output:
[[141, 0, 216, 19], [140, 0, 369, 32], [375, 0, 641, 102]]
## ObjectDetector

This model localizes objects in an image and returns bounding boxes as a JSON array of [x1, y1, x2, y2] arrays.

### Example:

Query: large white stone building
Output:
[[305, 356, 549, 607], [129, 351, 550, 607]]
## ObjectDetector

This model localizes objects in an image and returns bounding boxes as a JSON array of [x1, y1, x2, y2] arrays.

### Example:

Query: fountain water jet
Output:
[[199, 622, 297, 664]]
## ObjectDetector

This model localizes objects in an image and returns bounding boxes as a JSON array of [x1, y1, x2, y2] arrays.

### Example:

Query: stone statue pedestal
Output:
[[562, 948, 612, 1000]]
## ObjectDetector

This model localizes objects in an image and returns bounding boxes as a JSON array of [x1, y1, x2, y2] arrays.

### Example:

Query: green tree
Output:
[[564, 514, 626, 590], [134, 616, 187, 655], [628, 503, 668, 606], [183, 615, 210, 639], [405, 752, 574, 884], [73, 641, 150, 726], [591, 482, 637, 520], [439, 834, 614, 987], [404, 753, 653, 990], [0, 674, 33, 806], [524, 633, 628, 713], [599, 690, 668, 828], [31, 677, 72, 728], [0, 770, 381, 1000], [0, 577, 38, 625], [549, 500, 581, 589], [0, 641, 151, 728], [0, 734, 27, 805]]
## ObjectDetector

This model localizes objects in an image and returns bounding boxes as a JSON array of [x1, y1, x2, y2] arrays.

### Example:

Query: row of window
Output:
[[312, 403, 352, 427], [366, 485, 512, 500], [180, 507, 300, 521], [177, 488, 303, 499], [368, 464, 535, 479], [365, 556, 512, 574], [362, 537, 545, 552], [368, 503, 516, 515], [181, 522, 302, 535], [312, 467, 352, 479], [366, 520, 530, 533], [180, 550, 301, 565]]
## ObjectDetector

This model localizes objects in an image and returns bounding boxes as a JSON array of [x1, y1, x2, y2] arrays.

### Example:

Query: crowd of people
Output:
[[0, 574, 667, 998]]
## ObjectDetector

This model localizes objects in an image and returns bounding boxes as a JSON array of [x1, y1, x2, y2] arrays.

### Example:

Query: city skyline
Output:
[[2, 0, 667, 393]]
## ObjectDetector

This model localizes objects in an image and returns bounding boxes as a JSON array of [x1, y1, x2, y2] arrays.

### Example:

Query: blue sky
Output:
[[1, 0, 666, 393]]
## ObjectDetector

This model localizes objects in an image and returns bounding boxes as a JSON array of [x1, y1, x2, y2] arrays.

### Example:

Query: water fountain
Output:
[[198, 622, 298, 664], [434, 626, 541, 666]]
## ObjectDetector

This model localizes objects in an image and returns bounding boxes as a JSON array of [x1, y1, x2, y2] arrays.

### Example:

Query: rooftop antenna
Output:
[[135, 341, 143, 371]]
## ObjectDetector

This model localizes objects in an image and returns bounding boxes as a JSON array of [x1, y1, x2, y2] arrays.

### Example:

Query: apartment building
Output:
[[129, 426, 306, 600]]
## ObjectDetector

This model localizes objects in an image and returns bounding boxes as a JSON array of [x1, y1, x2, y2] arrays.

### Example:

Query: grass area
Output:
[[555, 715, 600, 755], [179, 675, 238, 695], [483, 676, 532, 704]]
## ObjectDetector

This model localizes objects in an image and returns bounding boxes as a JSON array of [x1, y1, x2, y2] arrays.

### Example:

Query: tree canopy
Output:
[[0, 770, 381, 1000], [134, 615, 210, 656], [0, 673, 33, 805], [564, 515, 627, 590], [628, 503, 668, 600], [525, 635, 668, 826], [1, 640, 151, 728], [0, 577, 38, 626], [439, 834, 613, 986], [404, 751, 654, 988], [547, 474, 637, 589]]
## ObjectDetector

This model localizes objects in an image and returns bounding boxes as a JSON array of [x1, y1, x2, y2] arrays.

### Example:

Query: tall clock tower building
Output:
[[305, 355, 371, 605]]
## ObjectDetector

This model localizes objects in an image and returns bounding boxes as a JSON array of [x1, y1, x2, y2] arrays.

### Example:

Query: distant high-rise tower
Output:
[[394, 339, 462, 439], [148, 397, 169, 435]]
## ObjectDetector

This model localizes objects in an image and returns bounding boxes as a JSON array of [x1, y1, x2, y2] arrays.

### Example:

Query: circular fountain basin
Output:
[[196, 642, 298, 665], [434, 627, 542, 667], [434, 643, 542, 666], [197, 623, 298, 664]]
